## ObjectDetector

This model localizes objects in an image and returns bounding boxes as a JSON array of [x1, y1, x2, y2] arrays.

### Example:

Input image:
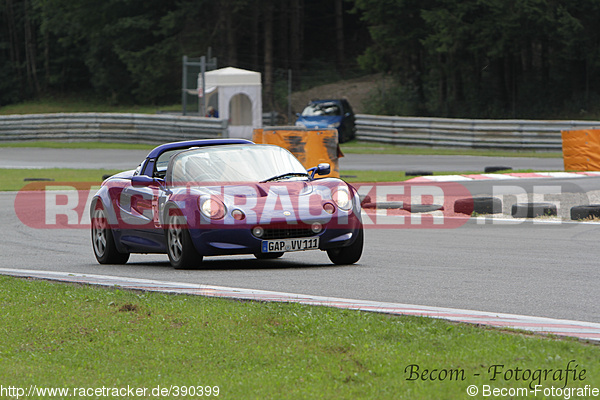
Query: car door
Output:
[[116, 176, 166, 252]]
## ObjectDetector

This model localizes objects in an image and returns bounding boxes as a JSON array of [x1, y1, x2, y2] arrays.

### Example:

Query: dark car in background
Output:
[[295, 99, 356, 143]]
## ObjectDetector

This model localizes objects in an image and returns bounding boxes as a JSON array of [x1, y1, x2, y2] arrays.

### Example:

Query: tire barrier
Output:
[[403, 204, 444, 213], [405, 170, 433, 177], [366, 201, 400, 209], [484, 166, 512, 173], [570, 205, 600, 220], [511, 202, 558, 218], [454, 197, 502, 215], [358, 201, 443, 212]]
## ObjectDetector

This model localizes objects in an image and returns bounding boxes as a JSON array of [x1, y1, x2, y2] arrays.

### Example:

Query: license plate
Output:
[[261, 237, 320, 253]]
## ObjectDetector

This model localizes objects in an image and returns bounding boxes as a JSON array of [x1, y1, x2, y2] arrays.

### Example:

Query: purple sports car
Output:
[[90, 139, 363, 268]]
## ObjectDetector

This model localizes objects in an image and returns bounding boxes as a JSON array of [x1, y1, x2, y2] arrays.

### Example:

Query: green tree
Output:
[[355, 0, 600, 118]]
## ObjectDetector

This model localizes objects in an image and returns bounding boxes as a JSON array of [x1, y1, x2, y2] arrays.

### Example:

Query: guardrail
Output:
[[3, 112, 600, 150], [0, 113, 227, 143], [355, 114, 600, 150]]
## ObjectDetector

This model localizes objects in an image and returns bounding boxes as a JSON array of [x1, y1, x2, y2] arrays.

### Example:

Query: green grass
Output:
[[0, 168, 556, 191], [0, 95, 180, 115], [2, 275, 599, 399], [0, 140, 563, 158], [1, 168, 122, 191], [340, 141, 562, 158], [339, 169, 544, 183]]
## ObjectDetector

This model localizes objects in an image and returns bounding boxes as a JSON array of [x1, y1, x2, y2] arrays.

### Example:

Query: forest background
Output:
[[2, 0, 600, 119]]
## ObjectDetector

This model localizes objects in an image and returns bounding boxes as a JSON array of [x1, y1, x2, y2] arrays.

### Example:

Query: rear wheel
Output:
[[91, 204, 130, 264], [327, 228, 364, 265], [166, 212, 203, 269]]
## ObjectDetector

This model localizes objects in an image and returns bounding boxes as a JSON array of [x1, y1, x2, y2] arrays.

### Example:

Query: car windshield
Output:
[[167, 144, 308, 185], [301, 102, 341, 117]]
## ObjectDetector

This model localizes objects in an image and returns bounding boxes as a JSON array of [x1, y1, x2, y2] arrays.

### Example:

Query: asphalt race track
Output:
[[2, 189, 599, 324], [1, 148, 598, 326]]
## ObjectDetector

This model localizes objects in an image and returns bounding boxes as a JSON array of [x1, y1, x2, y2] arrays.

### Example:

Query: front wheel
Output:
[[91, 205, 130, 264], [327, 228, 364, 265], [166, 212, 203, 269]]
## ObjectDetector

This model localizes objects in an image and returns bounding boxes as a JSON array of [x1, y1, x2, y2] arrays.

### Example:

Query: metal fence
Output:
[[3, 112, 600, 150], [0, 113, 227, 144], [355, 114, 600, 150]]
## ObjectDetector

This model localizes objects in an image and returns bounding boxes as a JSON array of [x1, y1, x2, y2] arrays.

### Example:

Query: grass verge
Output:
[[340, 141, 562, 158], [2, 275, 599, 399], [1, 169, 121, 191], [0, 140, 563, 158], [339, 169, 544, 183], [1, 168, 554, 191]]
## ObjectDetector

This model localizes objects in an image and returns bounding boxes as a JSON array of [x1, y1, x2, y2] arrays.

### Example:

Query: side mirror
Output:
[[316, 163, 331, 176], [308, 163, 331, 179], [131, 175, 157, 187]]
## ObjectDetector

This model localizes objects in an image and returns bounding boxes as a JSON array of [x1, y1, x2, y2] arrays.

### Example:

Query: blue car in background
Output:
[[295, 99, 356, 143]]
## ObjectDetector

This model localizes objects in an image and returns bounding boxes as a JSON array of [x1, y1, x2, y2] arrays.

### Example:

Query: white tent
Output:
[[199, 67, 262, 139]]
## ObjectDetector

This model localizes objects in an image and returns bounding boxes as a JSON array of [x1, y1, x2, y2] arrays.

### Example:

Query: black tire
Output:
[[405, 170, 433, 177], [91, 204, 130, 264], [570, 205, 600, 220], [254, 252, 284, 260], [454, 197, 502, 215], [165, 212, 203, 269], [373, 201, 402, 209], [327, 228, 364, 265], [484, 166, 512, 173], [403, 203, 444, 213], [511, 202, 557, 218]]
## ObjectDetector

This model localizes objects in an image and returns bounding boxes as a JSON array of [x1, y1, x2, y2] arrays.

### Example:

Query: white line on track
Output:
[[1, 268, 599, 342]]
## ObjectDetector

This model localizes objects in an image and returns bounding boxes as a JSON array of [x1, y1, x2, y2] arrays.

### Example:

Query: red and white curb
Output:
[[407, 171, 600, 182], [1, 268, 599, 342]]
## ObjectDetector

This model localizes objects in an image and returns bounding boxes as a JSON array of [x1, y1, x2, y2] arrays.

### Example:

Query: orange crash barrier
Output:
[[562, 129, 600, 171], [253, 127, 342, 178]]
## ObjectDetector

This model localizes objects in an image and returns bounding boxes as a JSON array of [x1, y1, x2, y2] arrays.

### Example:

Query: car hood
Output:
[[167, 178, 357, 226], [202, 181, 314, 200], [174, 179, 351, 204]]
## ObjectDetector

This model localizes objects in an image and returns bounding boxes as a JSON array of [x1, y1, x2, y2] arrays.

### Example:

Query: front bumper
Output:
[[188, 218, 362, 256]]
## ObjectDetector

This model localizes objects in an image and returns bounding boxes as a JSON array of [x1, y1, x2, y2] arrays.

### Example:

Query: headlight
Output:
[[328, 122, 341, 128], [332, 187, 353, 211], [231, 209, 245, 221], [199, 196, 226, 219], [295, 121, 306, 127], [323, 202, 336, 214]]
